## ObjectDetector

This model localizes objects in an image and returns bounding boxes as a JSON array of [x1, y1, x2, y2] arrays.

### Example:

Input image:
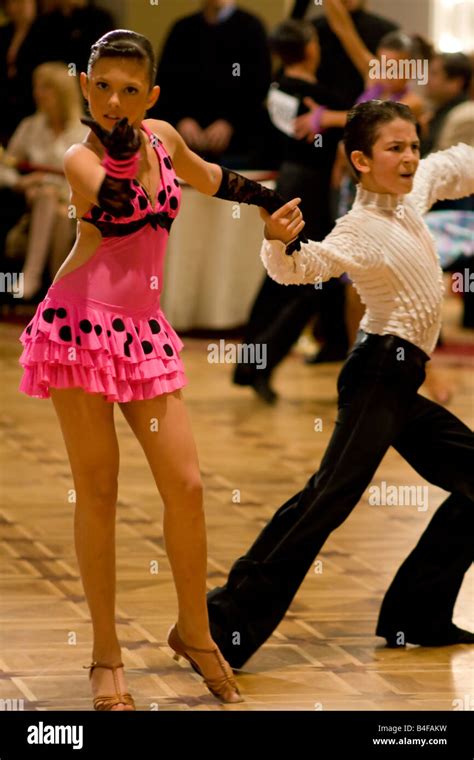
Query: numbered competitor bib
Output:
[[267, 84, 300, 138]]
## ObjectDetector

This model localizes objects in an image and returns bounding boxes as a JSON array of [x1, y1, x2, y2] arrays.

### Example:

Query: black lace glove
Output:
[[214, 168, 308, 253], [81, 116, 142, 217], [81, 116, 141, 160], [213, 167, 285, 214]]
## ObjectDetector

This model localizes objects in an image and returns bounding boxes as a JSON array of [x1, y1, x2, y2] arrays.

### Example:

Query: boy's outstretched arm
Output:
[[410, 142, 474, 216]]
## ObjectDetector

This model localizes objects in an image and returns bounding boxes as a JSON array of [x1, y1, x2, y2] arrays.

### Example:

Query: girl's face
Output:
[[352, 118, 420, 195], [80, 57, 160, 132]]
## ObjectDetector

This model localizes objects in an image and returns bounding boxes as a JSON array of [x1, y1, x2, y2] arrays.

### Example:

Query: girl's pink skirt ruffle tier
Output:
[[18, 295, 188, 402]]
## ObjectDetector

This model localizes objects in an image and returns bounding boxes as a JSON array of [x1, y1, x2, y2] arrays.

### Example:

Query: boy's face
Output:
[[352, 118, 420, 195], [80, 57, 160, 131]]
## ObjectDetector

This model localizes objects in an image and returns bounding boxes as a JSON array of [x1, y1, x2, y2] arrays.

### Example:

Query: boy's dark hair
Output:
[[87, 29, 156, 87], [343, 100, 420, 180], [435, 52, 473, 94], [377, 31, 418, 56], [269, 20, 316, 66]]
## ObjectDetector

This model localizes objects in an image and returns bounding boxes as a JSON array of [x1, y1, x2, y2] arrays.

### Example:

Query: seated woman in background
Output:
[[0, 61, 87, 300]]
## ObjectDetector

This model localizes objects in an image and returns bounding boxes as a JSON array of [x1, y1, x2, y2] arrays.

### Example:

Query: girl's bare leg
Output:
[[118, 390, 230, 681], [50, 387, 132, 710]]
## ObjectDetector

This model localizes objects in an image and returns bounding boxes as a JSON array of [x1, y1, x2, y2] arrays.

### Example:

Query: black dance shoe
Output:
[[252, 375, 278, 405], [232, 364, 255, 386], [382, 624, 474, 648], [233, 366, 278, 404], [207, 588, 256, 670]]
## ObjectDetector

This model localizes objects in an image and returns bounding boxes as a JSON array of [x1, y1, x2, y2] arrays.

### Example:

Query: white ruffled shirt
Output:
[[261, 142, 474, 355]]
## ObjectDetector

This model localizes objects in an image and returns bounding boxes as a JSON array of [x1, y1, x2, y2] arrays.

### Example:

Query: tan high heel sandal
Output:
[[167, 624, 243, 704], [83, 661, 136, 711]]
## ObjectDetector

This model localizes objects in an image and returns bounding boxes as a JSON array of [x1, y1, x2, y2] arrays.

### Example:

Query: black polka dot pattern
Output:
[[121, 201, 135, 218], [107, 330, 111, 337], [169, 196, 178, 211], [138, 195, 148, 210], [167, 185, 172, 193], [42, 308, 56, 323], [173, 178, 180, 187], [112, 318, 125, 332], [79, 319, 92, 333], [163, 344, 174, 357], [59, 325, 72, 342], [124, 332, 134, 358], [26, 325, 32, 335], [76, 336, 81, 345], [148, 319, 161, 334], [94, 324, 103, 336], [56, 307, 67, 318], [163, 157, 172, 170], [158, 190, 167, 205], [141, 340, 153, 355]]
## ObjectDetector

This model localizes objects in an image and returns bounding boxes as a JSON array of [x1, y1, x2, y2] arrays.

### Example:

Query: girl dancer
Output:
[[18, 29, 294, 709], [207, 100, 474, 669]]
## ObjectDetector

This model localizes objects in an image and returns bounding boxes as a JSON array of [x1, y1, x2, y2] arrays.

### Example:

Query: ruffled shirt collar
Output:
[[354, 185, 405, 212]]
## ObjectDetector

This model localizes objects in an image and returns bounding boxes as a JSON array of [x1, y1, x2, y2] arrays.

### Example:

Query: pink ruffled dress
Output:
[[18, 122, 188, 402]]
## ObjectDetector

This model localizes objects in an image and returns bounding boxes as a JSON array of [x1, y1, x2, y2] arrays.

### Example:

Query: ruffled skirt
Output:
[[18, 294, 188, 402]]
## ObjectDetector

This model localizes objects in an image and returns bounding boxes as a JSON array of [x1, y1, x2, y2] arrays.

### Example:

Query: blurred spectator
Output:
[[437, 100, 474, 151], [422, 52, 474, 329], [421, 52, 473, 155], [309, 0, 399, 108], [0, 0, 41, 143], [0, 61, 86, 300], [152, 0, 272, 168], [294, 29, 427, 142], [34, 0, 115, 74], [234, 20, 348, 402]]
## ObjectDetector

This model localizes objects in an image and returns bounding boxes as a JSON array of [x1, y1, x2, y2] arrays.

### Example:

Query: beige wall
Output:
[[309, 0, 432, 39], [124, 0, 291, 63]]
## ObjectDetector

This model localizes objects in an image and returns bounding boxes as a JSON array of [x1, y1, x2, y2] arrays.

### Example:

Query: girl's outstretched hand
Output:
[[80, 116, 141, 160], [259, 198, 305, 244]]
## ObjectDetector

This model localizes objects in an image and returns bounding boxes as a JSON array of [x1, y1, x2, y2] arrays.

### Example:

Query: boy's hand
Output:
[[259, 198, 305, 244]]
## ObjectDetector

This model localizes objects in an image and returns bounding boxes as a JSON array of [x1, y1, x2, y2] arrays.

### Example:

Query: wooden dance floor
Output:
[[0, 299, 473, 711]]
